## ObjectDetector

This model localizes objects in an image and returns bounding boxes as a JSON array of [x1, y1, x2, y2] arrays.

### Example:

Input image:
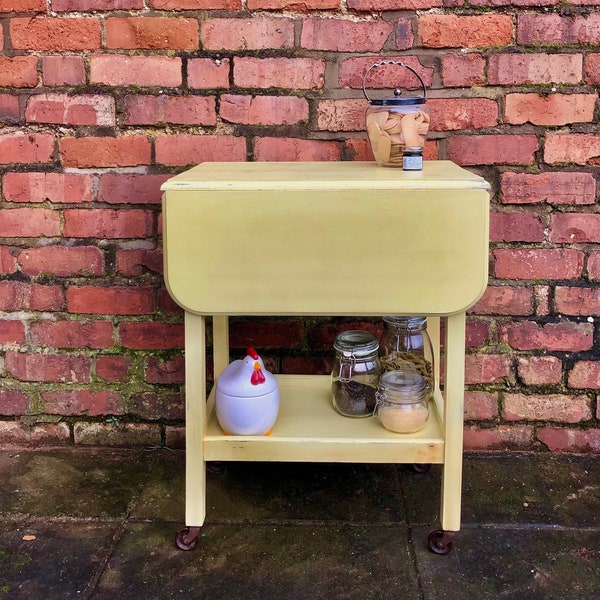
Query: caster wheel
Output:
[[175, 526, 200, 551], [427, 529, 455, 555], [411, 463, 431, 474]]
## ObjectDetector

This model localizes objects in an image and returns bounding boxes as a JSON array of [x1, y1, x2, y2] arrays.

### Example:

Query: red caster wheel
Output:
[[427, 529, 455, 555], [411, 463, 431, 474], [175, 526, 201, 551]]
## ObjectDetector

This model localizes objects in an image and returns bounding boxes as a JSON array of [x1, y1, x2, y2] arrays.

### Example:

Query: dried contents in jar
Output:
[[380, 350, 432, 380], [379, 404, 428, 433], [332, 380, 378, 417]]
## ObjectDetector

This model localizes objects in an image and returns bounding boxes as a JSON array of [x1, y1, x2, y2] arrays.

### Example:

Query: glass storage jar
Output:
[[379, 316, 434, 390], [374, 370, 430, 433], [331, 330, 381, 418]]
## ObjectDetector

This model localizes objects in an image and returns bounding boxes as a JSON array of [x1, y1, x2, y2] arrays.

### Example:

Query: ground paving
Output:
[[0, 450, 598, 599]]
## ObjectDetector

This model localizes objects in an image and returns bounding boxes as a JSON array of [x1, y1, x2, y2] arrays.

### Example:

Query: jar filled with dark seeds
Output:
[[331, 330, 382, 418]]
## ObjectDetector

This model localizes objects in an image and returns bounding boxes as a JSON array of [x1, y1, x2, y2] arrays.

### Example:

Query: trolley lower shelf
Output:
[[204, 375, 444, 464]]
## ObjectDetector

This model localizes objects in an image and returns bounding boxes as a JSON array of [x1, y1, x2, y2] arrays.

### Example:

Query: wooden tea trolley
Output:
[[161, 161, 490, 554]]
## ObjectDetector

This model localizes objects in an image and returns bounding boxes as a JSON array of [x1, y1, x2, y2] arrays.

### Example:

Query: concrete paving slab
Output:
[[92, 522, 420, 600], [414, 525, 600, 600]]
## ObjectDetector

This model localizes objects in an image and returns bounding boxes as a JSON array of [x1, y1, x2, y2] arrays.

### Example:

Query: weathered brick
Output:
[[419, 14, 513, 48], [0, 208, 61, 237], [95, 355, 133, 383], [18, 246, 104, 276], [5, 352, 90, 382], [517, 356, 562, 386], [301, 18, 393, 52], [464, 391, 498, 421], [448, 134, 538, 166], [220, 95, 308, 125], [42, 56, 86, 86], [395, 18, 414, 50], [0, 281, 63, 311], [469, 285, 533, 316], [3, 172, 94, 204], [130, 392, 184, 420], [150, 0, 240, 8], [441, 53, 485, 87], [165, 425, 185, 448], [10, 17, 102, 51], [74, 422, 161, 447], [463, 424, 534, 451], [42, 390, 124, 416], [105, 17, 198, 50], [123, 95, 216, 126], [504, 321, 593, 352], [549, 213, 600, 243], [0, 422, 70, 447], [568, 361, 600, 389], [202, 18, 294, 50], [0, 319, 25, 344], [500, 172, 596, 205], [504, 393, 591, 423], [340, 56, 433, 90], [494, 249, 584, 280], [316, 99, 365, 132], [490, 211, 544, 243], [248, 0, 335, 7], [584, 54, 600, 85], [66, 286, 154, 315], [30, 320, 114, 348], [466, 320, 490, 349], [119, 322, 184, 349], [518, 13, 600, 45], [98, 174, 168, 205], [588, 252, 600, 281], [348, 0, 438, 9], [90, 55, 182, 87], [0, 0, 46, 10], [145, 356, 185, 384], [234, 57, 325, 89], [53, 0, 143, 8], [0, 94, 20, 123], [424, 97, 499, 131], [505, 93, 596, 126], [60, 136, 151, 168], [0, 133, 54, 165], [116, 247, 163, 275], [0, 56, 38, 87], [64, 209, 154, 238], [231, 319, 305, 349], [0, 247, 17, 274], [0, 389, 30, 416], [155, 135, 246, 166], [465, 354, 511, 384], [554, 286, 600, 316], [187, 58, 230, 89], [254, 137, 341, 162], [488, 53, 582, 85], [344, 138, 374, 161], [545, 133, 600, 166], [537, 427, 600, 453], [26, 93, 115, 126]]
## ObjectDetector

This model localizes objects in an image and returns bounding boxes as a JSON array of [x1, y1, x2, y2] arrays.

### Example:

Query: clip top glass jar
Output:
[[331, 330, 381, 418], [363, 61, 430, 168], [379, 316, 434, 390], [374, 370, 430, 433]]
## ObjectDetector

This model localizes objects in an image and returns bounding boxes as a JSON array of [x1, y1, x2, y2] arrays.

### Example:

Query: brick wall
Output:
[[0, 0, 599, 452]]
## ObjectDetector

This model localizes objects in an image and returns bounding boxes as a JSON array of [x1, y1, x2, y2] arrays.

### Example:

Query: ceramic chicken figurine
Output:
[[215, 347, 279, 436]]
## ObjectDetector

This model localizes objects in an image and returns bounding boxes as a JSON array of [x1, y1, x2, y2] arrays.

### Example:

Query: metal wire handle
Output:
[[362, 60, 427, 102]]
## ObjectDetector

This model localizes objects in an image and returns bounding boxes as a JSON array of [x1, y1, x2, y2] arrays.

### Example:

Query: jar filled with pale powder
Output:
[[374, 370, 429, 433]]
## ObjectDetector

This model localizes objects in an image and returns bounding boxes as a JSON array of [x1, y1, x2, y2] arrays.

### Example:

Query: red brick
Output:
[[466, 320, 490, 349], [0, 389, 30, 416], [419, 14, 513, 48], [248, 0, 336, 7], [448, 134, 538, 166], [504, 393, 591, 423], [505, 93, 596, 126], [0, 319, 25, 344], [155, 135, 246, 166], [53, 0, 143, 8], [0, 133, 54, 165], [42, 390, 123, 416], [535, 285, 551, 317], [90, 55, 182, 87], [3, 172, 93, 204], [431, 96, 499, 131], [348, 0, 438, 8], [0, 0, 46, 10], [234, 57, 325, 90], [500, 172, 596, 205], [0, 208, 61, 237], [518, 13, 600, 45], [60, 136, 150, 168], [0, 94, 20, 122], [554, 287, 600, 316], [395, 18, 414, 50], [0, 422, 70, 447], [30, 320, 114, 349], [165, 425, 185, 448], [469, 285, 533, 316], [10, 17, 102, 51], [26, 93, 115, 126], [344, 138, 374, 161], [220, 95, 308, 126], [517, 356, 563, 386], [151, 0, 240, 8], [537, 427, 600, 453], [568, 361, 600, 389], [5, 352, 90, 382], [588, 252, 600, 281], [0, 56, 38, 87], [66, 286, 154, 315], [123, 95, 216, 126], [549, 213, 600, 243], [584, 54, 600, 85], [0, 247, 17, 274], [495, 248, 585, 280], [98, 173, 168, 205], [116, 248, 163, 275], [0, 281, 63, 311], [464, 391, 498, 421], [18, 246, 104, 276], [96, 355, 133, 382], [145, 356, 185, 384], [441, 53, 485, 87], [42, 56, 86, 86], [231, 319, 304, 349], [254, 137, 341, 162], [490, 211, 544, 243], [130, 393, 184, 420], [105, 17, 198, 50], [64, 208, 153, 239], [545, 133, 600, 166], [504, 321, 593, 352], [119, 322, 184, 349], [340, 56, 433, 91], [316, 99, 365, 132], [488, 53, 582, 85], [465, 353, 511, 384], [202, 18, 294, 50], [73, 422, 161, 447], [301, 18, 393, 52], [187, 58, 230, 90], [463, 424, 534, 451]]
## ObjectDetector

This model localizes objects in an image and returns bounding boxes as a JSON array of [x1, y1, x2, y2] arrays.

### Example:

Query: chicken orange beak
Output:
[[254, 361, 261, 370]]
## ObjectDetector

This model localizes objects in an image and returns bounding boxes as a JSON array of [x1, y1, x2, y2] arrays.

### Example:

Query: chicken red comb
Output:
[[247, 347, 259, 360]]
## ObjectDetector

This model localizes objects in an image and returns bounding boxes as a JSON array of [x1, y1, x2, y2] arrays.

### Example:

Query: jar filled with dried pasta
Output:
[[379, 316, 434, 391], [363, 61, 430, 168]]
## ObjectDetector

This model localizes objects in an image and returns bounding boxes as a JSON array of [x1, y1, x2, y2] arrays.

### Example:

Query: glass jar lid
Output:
[[378, 369, 428, 400], [333, 330, 379, 357], [383, 316, 427, 329], [363, 61, 427, 106]]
